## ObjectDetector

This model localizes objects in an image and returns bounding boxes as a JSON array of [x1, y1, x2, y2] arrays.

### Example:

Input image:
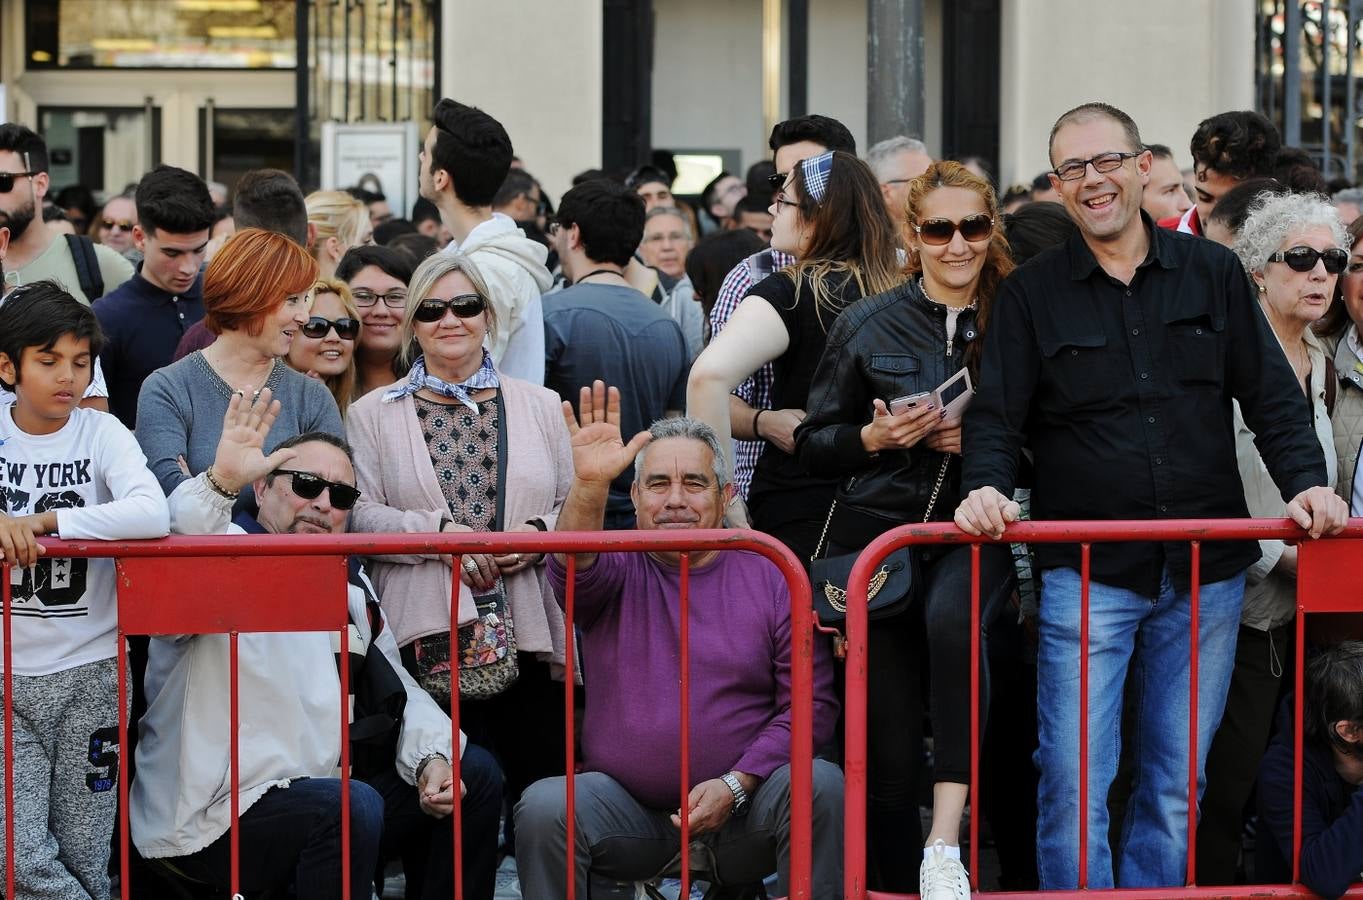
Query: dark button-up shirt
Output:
[[962, 215, 1327, 594], [94, 270, 205, 429]]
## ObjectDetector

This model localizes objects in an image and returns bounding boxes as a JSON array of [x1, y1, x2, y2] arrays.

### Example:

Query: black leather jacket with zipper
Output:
[[795, 278, 977, 526]]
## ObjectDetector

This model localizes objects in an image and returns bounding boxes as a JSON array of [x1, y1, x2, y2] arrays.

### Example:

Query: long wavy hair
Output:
[[903, 160, 1015, 376], [785, 150, 903, 328]]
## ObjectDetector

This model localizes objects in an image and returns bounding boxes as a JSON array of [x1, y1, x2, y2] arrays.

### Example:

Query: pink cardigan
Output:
[[347, 374, 573, 666]]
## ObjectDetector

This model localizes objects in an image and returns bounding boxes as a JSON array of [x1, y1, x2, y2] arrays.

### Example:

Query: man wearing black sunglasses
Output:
[[135, 391, 505, 899], [0, 124, 133, 305], [957, 101, 1348, 892]]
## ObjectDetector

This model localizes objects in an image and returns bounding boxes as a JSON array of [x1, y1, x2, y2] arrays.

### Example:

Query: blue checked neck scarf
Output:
[[382, 351, 500, 410]]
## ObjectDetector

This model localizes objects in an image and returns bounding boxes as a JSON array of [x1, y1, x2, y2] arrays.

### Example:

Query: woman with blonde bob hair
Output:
[[135, 228, 345, 509], [286, 276, 363, 417], [796, 160, 1017, 896], [306, 190, 373, 278], [348, 252, 574, 853]]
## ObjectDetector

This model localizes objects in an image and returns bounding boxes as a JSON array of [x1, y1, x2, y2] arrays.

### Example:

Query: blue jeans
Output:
[[1034, 565, 1245, 889]]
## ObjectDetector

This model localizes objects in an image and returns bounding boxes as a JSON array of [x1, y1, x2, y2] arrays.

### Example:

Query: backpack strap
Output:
[[64, 234, 105, 301]]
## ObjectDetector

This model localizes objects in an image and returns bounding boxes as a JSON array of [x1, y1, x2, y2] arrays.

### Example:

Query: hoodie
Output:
[[1256, 696, 1363, 899], [449, 213, 554, 385]]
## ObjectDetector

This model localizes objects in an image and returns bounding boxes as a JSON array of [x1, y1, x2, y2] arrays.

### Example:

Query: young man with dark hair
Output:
[[0, 124, 133, 305], [1140, 143, 1192, 222], [625, 165, 674, 212], [348, 186, 394, 226], [1165, 110, 1281, 236], [420, 97, 552, 384], [491, 169, 541, 226], [706, 114, 856, 516], [701, 171, 746, 232], [94, 165, 215, 428], [544, 182, 688, 529], [171, 168, 313, 362], [0, 281, 169, 899]]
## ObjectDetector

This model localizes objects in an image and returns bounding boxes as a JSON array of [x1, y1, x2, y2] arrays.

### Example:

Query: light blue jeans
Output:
[[1035, 565, 1245, 889]]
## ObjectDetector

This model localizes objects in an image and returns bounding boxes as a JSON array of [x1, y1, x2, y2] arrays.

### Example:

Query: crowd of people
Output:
[[0, 93, 1361, 900]]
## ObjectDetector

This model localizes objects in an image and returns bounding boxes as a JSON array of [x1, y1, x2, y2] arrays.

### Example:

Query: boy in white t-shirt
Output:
[[0, 281, 169, 898]]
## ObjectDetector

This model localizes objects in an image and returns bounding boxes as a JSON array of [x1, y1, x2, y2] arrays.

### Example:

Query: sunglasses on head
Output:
[[1269, 246, 1349, 274], [413, 294, 487, 323], [275, 470, 360, 510], [300, 316, 360, 340], [913, 213, 994, 246]]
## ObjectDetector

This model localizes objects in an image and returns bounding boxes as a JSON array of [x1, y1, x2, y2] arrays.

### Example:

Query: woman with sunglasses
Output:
[[286, 277, 362, 418], [348, 251, 573, 839], [687, 149, 902, 560], [136, 228, 344, 511], [90, 192, 139, 259], [1196, 191, 1346, 885], [796, 161, 1017, 897]]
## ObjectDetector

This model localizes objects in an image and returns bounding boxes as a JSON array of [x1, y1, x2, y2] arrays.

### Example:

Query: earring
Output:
[[1258, 283, 1267, 294]]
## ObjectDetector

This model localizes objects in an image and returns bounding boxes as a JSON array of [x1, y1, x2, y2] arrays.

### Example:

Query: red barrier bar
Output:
[[969, 544, 981, 890], [1079, 543, 1091, 889], [841, 519, 1363, 900], [1187, 542, 1202, 886], [3, 562, 13, 900], [563, 553, 577, 900], [679, 551, 692, 899], [450, 553, 464, 900]]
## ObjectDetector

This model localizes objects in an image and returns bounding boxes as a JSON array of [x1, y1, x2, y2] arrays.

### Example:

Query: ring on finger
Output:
[[513, 553, 522, 564]]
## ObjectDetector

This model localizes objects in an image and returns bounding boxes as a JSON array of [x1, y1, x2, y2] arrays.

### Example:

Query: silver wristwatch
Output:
[[720, 771, 750, 817]]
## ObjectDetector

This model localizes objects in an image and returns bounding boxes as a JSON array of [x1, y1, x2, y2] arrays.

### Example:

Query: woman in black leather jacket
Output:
[[796, 160, 1018, 896]]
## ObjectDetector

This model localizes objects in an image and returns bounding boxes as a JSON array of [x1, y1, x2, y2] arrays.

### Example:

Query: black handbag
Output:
[[810, 454, 953, 627]]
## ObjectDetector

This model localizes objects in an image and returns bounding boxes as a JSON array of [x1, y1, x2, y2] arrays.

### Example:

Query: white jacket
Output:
[[451, 213, 554, 384], [130, 474, 462, 858]]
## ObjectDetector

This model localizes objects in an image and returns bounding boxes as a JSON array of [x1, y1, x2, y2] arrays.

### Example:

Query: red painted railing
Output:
[[842, 519, 1363, 900], [0, 528, 817, 900]]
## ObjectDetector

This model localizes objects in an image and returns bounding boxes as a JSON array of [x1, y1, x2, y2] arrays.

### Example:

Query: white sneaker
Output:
[[919, 839, 971, 900]]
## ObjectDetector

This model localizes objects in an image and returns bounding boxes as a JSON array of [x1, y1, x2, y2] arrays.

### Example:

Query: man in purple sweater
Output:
[[515, 381, 842, 899]]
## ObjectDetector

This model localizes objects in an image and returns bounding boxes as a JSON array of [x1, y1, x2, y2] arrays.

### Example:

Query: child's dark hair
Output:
[[0, 281, 105, 391], [1304, 641, 1363, 758]]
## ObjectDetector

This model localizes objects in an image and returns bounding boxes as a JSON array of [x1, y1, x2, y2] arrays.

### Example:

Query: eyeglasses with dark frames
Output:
[[351, 288, 408, 309], [1051, 151, 1142, 182]]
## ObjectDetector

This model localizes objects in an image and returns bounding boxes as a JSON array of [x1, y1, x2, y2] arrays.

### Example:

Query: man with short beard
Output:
[[0, 124, 132, 303]]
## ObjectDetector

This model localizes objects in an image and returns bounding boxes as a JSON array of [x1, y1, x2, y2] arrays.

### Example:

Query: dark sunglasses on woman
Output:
[[1268, 246, 1349, 274], [300, 316, 361, 340], [275, 470, 361, 510], [413, 294, 487, 323], [913, 213, 994, 246]]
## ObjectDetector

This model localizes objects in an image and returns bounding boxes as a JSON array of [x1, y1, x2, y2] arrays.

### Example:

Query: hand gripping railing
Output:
[[0, 528, 819, 900], [840, 518, 1363, 900]]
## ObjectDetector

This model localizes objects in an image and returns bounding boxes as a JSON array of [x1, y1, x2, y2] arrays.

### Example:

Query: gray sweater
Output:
[[135, 352, 344, 511]]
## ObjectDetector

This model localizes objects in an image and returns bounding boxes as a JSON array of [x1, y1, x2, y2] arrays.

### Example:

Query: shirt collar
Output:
[[131, 267, 204, 302], [1067, 210, 1175, 281]]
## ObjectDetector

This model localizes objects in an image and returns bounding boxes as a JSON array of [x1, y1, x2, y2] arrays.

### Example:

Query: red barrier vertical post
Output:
[[1186, 542, 1201, 886], [118, 633, 131, 900], [1079, 543, 1091, 889], [1292, 598, 1306, 885], [969, 544, 981, 889], [340, 619, 351, 900], [229, 631, 241, 897], [564, 554, 577, 900], [787, 544, 814, 900], [679, 552, 692, 899], [450, 555, 465, 900], [843, 544, 869, 900], [3, 564, 13, 900]]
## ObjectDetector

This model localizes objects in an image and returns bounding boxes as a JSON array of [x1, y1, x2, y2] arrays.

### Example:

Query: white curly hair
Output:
[[1232, 192, 1349, 277]]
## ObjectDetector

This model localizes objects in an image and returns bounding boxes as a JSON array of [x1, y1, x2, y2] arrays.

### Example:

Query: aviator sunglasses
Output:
[[913, 213, 994, 246], [274, 470, 361, 510], [413, 294, 488, 323], [300, 316, 360, 340], [1268, 246, 1349, 274]]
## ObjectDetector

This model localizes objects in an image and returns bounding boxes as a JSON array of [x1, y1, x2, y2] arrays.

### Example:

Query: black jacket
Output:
[[796, 279, 977, 528]]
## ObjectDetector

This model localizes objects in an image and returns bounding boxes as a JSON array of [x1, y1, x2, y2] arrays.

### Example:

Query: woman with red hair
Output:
[[135, 228, 344, 510]]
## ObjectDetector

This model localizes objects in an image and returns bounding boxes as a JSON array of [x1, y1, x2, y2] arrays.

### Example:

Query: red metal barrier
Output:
[[843, 519, 1363, 900], [0, 528, 816, 900]]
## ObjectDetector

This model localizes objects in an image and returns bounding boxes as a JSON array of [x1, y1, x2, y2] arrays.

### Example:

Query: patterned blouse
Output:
[[415, 394, 500, 530]]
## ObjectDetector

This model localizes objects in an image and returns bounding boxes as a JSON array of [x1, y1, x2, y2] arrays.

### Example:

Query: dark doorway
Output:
[[941, 0, 1001, 183]]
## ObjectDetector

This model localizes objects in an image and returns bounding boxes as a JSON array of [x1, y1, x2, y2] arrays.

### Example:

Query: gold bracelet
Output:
[[204, 465, 240, 499]]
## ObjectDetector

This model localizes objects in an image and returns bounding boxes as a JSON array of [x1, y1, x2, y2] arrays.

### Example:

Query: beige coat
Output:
[[347, 374, 574, 666], [1233, 329, 1336, 632]]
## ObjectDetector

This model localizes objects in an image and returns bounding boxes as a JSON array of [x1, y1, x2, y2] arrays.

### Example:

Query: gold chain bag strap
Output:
[[810, 453, 953, 627]]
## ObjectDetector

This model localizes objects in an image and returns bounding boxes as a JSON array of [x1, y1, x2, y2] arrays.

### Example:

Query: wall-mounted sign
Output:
[[320, 121, 422, 220]]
